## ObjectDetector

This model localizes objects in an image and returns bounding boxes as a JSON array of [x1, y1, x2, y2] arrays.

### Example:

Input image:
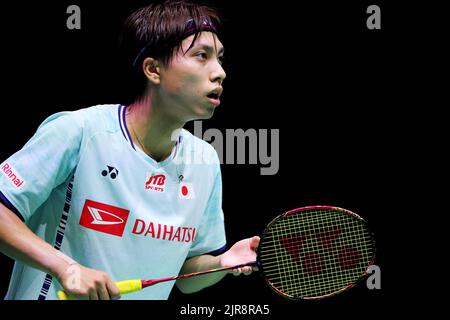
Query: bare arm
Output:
[[0, 202, 120, 300], [176, 236, 259, 294]]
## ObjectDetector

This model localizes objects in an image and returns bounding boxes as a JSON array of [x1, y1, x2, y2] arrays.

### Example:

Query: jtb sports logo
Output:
[[79, 200, 130, 237], [145, 174, 166, 192]]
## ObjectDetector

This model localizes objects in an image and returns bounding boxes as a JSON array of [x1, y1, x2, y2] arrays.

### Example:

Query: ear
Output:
[[142, 57, 161, 85]]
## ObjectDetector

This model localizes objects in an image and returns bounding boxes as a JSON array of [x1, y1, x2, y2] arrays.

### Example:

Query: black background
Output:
[[0, 0, 438, 317]]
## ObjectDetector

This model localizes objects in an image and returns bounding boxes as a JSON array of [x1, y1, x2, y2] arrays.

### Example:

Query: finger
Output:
[[232, 268, 241, 276], [242, 267, 253, 275], [75, 291, 89, 300], [89, 288, 99, 300], [106, 280, 121, 300], [232, 267, 253, 276], [252, 266, 259, 272], [98, 283, 110, 300], [250, 236, 260, 250], [111, 294, 121, 300]]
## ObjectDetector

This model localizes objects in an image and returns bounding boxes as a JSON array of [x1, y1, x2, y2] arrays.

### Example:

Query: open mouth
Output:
[[207, 92, 220, 100]]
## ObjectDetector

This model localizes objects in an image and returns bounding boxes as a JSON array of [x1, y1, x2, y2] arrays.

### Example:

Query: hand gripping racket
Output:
[[58, 205, 376, 300]]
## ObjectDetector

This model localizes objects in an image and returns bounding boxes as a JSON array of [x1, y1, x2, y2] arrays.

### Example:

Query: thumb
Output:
[[250, 236, 260, 250]]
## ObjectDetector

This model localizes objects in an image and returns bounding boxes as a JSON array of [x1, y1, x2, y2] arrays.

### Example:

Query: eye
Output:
[[194, 52, 208, 60], [218, 55, 225, 65]]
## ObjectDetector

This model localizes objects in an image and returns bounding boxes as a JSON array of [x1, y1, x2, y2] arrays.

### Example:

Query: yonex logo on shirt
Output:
[[145, 174, 166, 192], [79, 200, 130, 237], [101, 165, 119, 179], [1, 162, 25, 189]]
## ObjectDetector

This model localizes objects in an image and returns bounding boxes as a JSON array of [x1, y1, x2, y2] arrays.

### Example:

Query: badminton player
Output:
[[0, 0, 259, 300]]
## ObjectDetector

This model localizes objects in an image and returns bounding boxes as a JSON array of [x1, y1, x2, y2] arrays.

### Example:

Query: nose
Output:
[[210, 61, 226, 85]]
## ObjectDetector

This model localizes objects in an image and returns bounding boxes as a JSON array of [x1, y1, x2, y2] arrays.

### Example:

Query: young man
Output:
[[0, 0, 259, 300]]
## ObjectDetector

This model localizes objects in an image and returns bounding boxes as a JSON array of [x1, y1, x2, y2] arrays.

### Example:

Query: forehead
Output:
[[181, 32, 224, 53]]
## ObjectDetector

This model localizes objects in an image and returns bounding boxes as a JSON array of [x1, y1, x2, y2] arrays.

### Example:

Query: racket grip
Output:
[[57, 290, 72, 300], [57, 279, 142, 300], [116, 279, 142, 294]]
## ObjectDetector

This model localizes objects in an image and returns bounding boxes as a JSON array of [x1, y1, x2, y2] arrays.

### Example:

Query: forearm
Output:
[[0, 202, 72, 280], [176, 254, 227, 294]]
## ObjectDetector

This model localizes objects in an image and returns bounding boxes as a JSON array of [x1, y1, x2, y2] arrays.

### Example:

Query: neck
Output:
[[126, 96, 184, 162]]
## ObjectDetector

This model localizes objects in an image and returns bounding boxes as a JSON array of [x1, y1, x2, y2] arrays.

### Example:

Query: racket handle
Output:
[[57, 279, 142, 300], [116, 279, 143, 294]]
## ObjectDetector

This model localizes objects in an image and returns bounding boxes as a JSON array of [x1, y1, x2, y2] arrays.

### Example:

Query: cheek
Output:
[[165, 72, 201, 97], [160, 56, 205, 102]]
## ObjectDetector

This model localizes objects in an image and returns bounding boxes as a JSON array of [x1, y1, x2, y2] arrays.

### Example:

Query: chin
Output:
[[192, 107, 215, 120]]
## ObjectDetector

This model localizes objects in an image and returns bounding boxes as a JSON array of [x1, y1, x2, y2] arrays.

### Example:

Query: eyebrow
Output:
[[191, 43, 224, 55]]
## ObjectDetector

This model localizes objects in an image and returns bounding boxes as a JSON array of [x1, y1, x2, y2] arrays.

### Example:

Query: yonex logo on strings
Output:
[[280, 229, 381, 289], [280, 228, 362, 276]]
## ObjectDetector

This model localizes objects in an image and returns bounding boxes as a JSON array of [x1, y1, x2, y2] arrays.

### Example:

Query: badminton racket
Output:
[[58, 205, 375, 300]]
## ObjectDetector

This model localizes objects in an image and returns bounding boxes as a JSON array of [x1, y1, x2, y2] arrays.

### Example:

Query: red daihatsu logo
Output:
[[79, 200, 130, 237]]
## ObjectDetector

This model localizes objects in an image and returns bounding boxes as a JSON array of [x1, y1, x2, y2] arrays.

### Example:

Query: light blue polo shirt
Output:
[[0, 104, 226, 300]]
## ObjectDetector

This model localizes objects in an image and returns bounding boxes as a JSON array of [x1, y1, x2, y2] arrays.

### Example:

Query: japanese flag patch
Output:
[[179, 182, 195, 199]]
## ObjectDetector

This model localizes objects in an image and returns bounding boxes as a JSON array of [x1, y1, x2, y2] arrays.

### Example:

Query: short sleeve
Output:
[[0, 112, 83, 221], [187, 163, 226, 258]]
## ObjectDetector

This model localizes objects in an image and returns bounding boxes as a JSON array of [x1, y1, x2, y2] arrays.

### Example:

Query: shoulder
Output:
[[38, 104, 121, 135], [72, 104, 121, 132]]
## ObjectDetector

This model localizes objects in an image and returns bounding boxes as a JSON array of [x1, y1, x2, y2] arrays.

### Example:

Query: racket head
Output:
[[257, 205, 376, 300]]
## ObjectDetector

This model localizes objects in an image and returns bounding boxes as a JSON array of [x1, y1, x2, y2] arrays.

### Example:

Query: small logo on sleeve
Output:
[[1, 162, 26, 189], [79, 200, 130, 237]]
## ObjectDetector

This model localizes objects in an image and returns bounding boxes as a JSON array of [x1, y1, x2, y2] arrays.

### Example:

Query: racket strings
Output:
[[280, 217, 371, 297], [261, 217, 373, 263], [259, 208, 375, 298], [278, 214, 371, 296]]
